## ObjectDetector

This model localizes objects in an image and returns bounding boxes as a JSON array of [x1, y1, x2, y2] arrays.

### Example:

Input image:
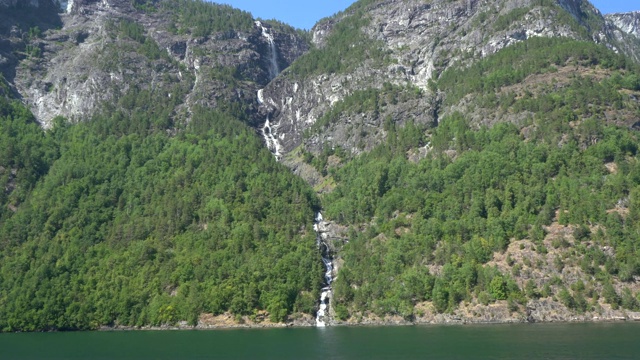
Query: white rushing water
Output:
[[255, 21, 280, 80], [314, 212, 333, 327], [256, 22, 283, 161], [261, 117, 282, 160], [257, 89, 265, 105]]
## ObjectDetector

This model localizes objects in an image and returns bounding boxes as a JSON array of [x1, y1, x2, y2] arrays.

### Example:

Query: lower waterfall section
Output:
[[314, 212, 333, 327], [257, 89, 283, 160], [261, 117, 282, 160]]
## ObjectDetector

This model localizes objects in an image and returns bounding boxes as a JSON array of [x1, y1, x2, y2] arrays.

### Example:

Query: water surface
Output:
[[2, 322, 639, 359]]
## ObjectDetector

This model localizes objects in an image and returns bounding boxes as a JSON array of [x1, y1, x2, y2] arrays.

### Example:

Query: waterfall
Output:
[[256, 21, 284, 161], [257, 89, 265, 105], [255, 21, 280, 80], [314, 212, 334, 327], [261, 117, 282, 160], [63, 0, 73, 12]]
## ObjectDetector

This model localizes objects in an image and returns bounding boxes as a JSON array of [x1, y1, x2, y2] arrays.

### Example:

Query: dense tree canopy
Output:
[[316, 38, 640, 319], [0, 93, 322, 331], [323, 115, 640, 317]]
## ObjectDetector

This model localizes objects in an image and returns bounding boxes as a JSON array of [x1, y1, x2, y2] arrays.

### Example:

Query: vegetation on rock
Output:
[[320, 36, 640, 320], [287, 6, 391, 77]]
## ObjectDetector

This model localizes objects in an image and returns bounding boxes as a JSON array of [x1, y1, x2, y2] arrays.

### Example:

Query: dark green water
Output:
[[2, 323, 640, 359]]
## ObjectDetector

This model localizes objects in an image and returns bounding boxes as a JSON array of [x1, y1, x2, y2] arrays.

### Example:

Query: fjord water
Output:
[[2, 323, 640, 360]]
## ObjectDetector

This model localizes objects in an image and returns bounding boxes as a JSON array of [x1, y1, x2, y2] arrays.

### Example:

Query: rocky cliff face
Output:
[[259, 0, 639, 166], [607, 11, 640, 39], [1, 0, 309, 128], [3, 0, 636, 145], [0, 0, 62, 99], [604, 11, 640, 66]]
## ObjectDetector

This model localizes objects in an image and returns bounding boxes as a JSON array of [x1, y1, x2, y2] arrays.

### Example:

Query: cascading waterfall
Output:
[[262, 116, 282, 160], [255, 21, 280, 80], [314, 212, 334, 327], [256, 21, 283, 161], [253, 21, 333, 327]]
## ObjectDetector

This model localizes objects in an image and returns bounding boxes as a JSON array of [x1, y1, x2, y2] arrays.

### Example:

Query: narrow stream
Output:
[[314, 212, 333, 327]]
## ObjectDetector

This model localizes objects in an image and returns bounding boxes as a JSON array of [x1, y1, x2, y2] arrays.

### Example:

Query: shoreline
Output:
[[3, 315, 638, 334], [6, 299, 640, 333], [97, 317, 640, 332], [96, 310, 640, 332]]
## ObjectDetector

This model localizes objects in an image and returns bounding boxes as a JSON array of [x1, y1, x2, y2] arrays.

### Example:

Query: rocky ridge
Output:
[[607, 11, 640, 39], [1, 0, 309, 128], [258, 0, 640, 169]]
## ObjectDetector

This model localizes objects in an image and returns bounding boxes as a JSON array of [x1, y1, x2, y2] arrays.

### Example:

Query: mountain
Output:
[[263, 0, 639, 158], [1, 0, 309, 128], [1, 0, 640, 331], [0, 0, 321, 331], [262, 0, 640, 324], [255, 0, 640, 192], [607, 11, 640, 39]]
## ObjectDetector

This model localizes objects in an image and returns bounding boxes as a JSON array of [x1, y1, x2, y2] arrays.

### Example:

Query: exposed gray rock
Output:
[[2, 0, 309, 128], [314, 215, 348, 254], [260, 0, 637, 161], [604, 11, 640, 62], [0, 0, 63, 99], [607, 11, 640, 39]]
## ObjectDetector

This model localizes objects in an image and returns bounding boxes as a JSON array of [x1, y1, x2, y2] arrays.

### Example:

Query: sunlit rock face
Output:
[[260, 0, 639, 162], [0, 0, 309, 128], [607, 11, 640, 39]]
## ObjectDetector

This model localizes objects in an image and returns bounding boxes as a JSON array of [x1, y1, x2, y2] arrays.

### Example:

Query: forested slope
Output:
[[319, 37, 640, 322], [0, 0, 321, 332], [2, 0, 640, 331], [0, 90, 322, 331]]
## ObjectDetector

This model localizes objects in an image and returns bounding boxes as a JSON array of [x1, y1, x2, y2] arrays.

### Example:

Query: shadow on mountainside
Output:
[[0, 1, 63, 98]]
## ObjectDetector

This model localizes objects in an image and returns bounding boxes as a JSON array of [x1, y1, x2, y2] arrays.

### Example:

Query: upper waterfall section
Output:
[[256, 21, 281, 80]]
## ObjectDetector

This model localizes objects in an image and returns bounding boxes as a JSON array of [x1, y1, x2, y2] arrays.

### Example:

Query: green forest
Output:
[[0, 0, 324, 332], [0, 89, 322, 331], [1, 0, 640, 332], [287, 3, 391, 77], [313, 38, 640, 319], [132, 0, 255, 36], [324, 115, 640, 318]]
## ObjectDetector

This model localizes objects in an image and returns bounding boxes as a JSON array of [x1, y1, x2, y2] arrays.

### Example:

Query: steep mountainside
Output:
[[285, 0, 640, 325], [607, 11, 640, 39], [1, 0, 309, 128], [1, 0, 640, 331], [0, 0, 321, 332], [259, 0, 639, 171]]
